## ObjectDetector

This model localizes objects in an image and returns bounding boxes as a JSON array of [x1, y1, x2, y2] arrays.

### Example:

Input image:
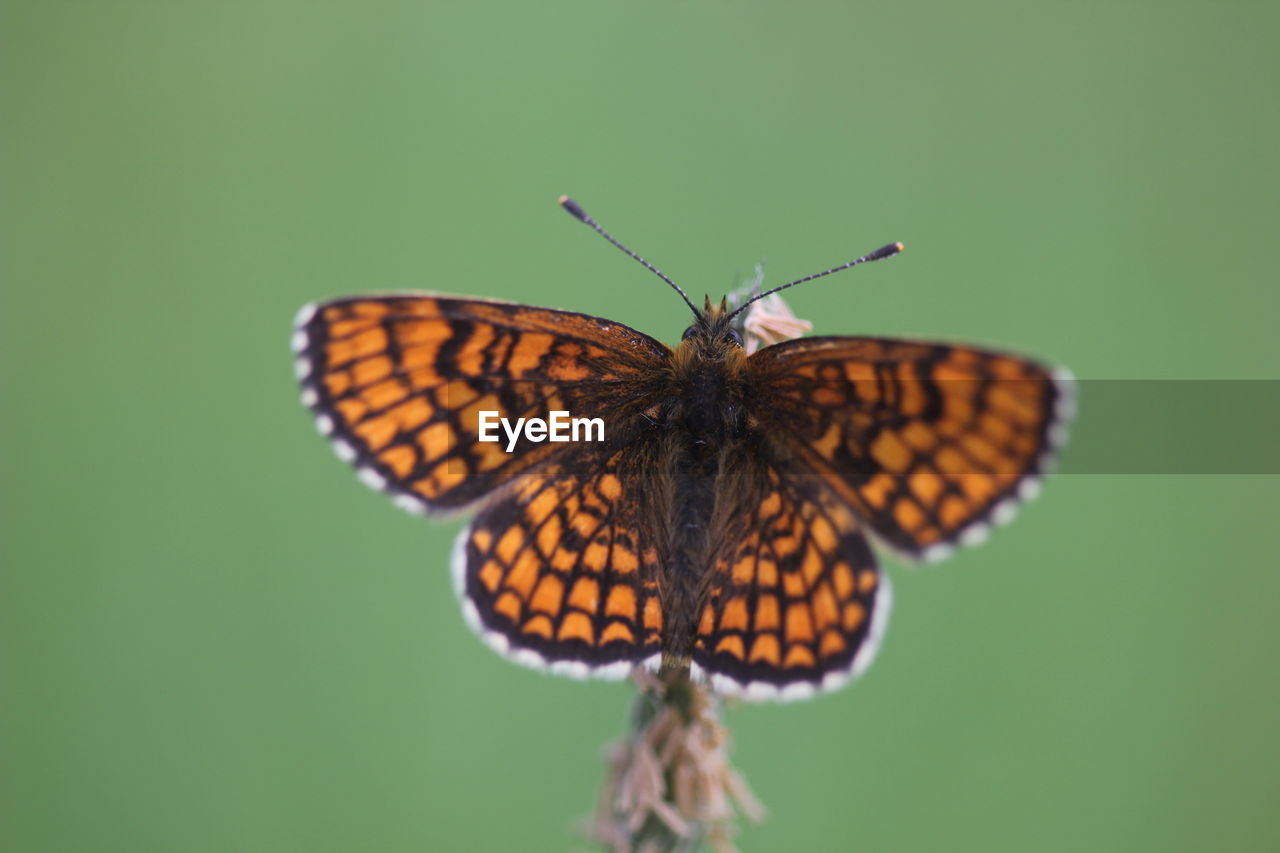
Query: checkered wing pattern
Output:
[[692, 465, 887, 700], [455, 448, 663, 677], [750, 337, 1073, 561], [293, 295, 670, 513]]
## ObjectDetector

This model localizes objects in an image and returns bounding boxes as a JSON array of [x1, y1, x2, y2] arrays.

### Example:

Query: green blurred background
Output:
[[5, 2, 1278, 851]]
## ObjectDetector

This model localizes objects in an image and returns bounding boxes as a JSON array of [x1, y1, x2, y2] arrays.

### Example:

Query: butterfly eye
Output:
[[728, 328, 744, 347], [681, 325, 699, 341]]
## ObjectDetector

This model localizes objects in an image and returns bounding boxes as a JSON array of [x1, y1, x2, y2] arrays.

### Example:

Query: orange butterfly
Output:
[[292, 198, 1073, 701]]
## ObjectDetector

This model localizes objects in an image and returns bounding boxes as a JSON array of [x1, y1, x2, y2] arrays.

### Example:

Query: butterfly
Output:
[[292, 198, 1073, 702]]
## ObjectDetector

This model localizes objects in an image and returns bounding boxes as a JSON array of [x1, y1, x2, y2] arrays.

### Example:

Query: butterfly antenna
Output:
[[559, 196, 700, 317], [726, 241, 905, 323]]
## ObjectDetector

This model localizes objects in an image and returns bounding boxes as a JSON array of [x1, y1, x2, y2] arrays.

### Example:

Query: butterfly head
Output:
[[680, 295, 744, 352]]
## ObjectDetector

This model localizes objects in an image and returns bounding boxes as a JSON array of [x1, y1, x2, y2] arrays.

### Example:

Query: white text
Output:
[[477, 410, 605, 452]]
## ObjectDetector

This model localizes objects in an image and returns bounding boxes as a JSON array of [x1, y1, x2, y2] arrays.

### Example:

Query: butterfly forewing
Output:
[[294, 295, 670, 512], [750, 336, 1072, 560]]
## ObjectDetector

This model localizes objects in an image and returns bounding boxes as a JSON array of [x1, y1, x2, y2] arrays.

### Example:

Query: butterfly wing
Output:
[[691, 461, 889, 700], [750, 336, 1074, 560], [292, 295, 670, 513], [454, 446, 664, 678]]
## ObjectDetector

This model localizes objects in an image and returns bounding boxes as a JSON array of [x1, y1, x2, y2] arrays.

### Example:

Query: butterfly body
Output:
[[612, 301, 771, 668], [293, 208, 1072, 701]]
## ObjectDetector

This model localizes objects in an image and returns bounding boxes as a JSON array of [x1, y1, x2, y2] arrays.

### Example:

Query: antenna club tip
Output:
[[864, 241, 905, 262], [559, 195, 590, 223]]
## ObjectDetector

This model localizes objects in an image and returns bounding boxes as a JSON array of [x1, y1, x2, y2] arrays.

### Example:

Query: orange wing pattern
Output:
[[293, 295, 669, 512], [293, 294, 1071, 700], [691, 466, 888, 700], [454, 448, 663, 677], [751, 337, 1073, 561]]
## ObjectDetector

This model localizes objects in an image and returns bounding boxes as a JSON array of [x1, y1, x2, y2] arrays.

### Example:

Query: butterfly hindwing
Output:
[[293, 295, 670, 512], [455, 448, 663, 677], [750, 337, 1072, 560], [691, 463, 889, 700]]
